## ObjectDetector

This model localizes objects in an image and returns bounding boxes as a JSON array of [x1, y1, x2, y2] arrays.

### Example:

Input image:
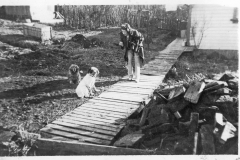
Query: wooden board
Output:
[[54, 118, 122, 132], [89, 98, 140, 107], [106, 88, 153, 95], [36, 138, 155, 155], [90, 97, 140, 105], [70, 109, 126, 120], [117, 81, 160, 86], [113, 83, 158, 89], [65, 112, 124, 124], [74, 106, 128, 118], [45, 124, 114, 140], [40, 127, 112, 145], [52, 120, 117, 136], [114, 133, 145, 147], [98, 92, 148, 102], [184, 81, 206, 104], [140, 70, 167, 76], [61, 116, 124, 130], [62, 114, 124, 128], [83, 101, 137, 111], [141, 67, 170, 72], [77, 103, 135, 114], [108, 86, 155, 92]]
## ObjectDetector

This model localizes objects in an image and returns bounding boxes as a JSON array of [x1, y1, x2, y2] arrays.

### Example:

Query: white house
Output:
[[1, 5, 63, 24], [187, 4, 238, 58]]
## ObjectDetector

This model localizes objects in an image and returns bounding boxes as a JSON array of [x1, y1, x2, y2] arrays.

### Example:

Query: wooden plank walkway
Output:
[[40, 38, 194, 146]]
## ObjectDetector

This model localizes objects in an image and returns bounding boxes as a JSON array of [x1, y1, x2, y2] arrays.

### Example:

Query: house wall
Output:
[[3, 6, 31, 18], [30, 5, 55, 22], [189, 4, 238, 51], [2, 5, 55, 23]]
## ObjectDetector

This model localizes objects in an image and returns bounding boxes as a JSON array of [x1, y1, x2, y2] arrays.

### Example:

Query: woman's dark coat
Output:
[[119, 29, 145, 64]]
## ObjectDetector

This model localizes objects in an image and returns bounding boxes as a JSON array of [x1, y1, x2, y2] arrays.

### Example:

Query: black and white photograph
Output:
[[0, 0, 238, 158]]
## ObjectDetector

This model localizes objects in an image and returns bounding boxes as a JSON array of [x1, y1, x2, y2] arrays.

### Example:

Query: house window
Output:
[[230, 8, 238, 23]]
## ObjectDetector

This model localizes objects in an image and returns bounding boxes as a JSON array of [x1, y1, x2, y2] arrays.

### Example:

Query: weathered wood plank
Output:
[[113, 133, 145, 147], [122, 75, 162, 80], [79, 103, 136, 113], [86, 101, 138, 110], [113, 83, 158, 89], [55, 118, 121, 132], [52, 120, 117, 136], [155, 56, 178, 60], [117, 81, 160, 86], [46, 124, 115, 140], [75, 106, 128, 118], [61, 116, 124, 130], [36, 138, 155, 155], [184, 81, 206, 104], [88, 98, 140, 108], [63, 114, 125, 127], [92, 97, 139, 104], [99, 92, 148, 102], [106, 89, 153, 95], [140, 70, 167, 76], [141, 67, 170, 72], [68, 111, 123, 122], [66, 112, 125, 124], [83, 101, 137, 111], [108, 86, 155, 92], [71, 109, 127, 119], [40, 127, 111, 145]]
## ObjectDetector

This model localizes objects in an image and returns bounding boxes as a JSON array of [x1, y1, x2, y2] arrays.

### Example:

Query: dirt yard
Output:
[[0, 18, 238, 156]]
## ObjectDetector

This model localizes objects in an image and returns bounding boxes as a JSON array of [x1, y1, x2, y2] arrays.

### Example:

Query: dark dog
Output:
[[68, 64, 82, 84]]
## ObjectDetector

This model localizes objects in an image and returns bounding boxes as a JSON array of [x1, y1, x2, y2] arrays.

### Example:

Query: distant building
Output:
[[186, 4, 238, 58], [0, 5, 63, 24]]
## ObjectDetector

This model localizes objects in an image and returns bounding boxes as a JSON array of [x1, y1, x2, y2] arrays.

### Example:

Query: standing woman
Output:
[[119, 23, 144, 83]]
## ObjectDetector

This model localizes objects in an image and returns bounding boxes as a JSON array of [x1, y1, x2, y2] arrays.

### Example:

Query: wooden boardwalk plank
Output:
[[55, 119, 122, 132], [85, 101, 138, 111], [36, 138, 155, 155], [52, 120, 117, 136], [92, 97, 140, 105], [65, 112, 125, 124], [98, 92, 148, 102], [106, 89, 153, 95], [140, 70, 167, 76], [67, 111, 124, 123], [88, 98, 140, 108], [113, 83, 158, 89], [46, 124, 115, 140], [117, 81, 160, 86], [68, 111, 125, 123], [79, 103, 136, 114], [62, 115, 124, 129], [75, 106, 128, 118], [70, 109, 126, 120], [108, 86, 154, 92], [63, 114, 124, 127], [40, 127, 112, 145]]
